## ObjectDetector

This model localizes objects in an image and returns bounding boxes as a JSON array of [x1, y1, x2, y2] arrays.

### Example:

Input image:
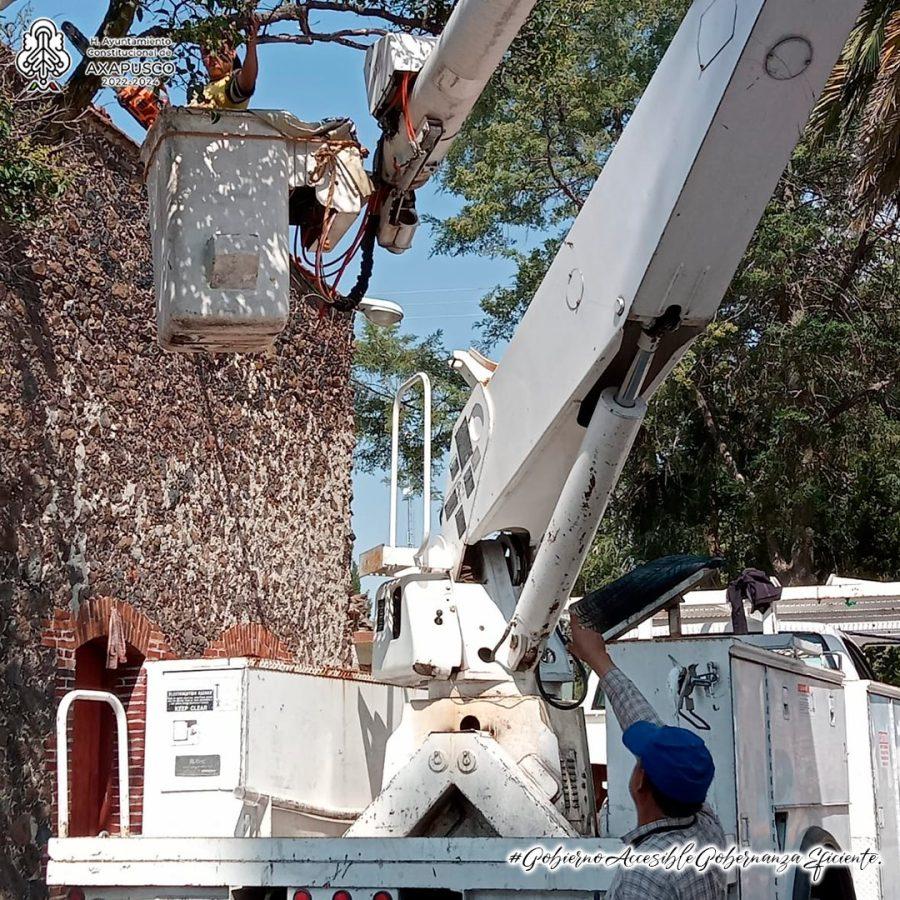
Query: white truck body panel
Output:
[[143, 658, 414, 838], [865, 685, 900, 899], [48, 837, 613, 899]]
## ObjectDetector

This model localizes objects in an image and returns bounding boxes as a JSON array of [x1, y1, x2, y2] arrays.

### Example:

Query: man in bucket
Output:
[[569, 614, 726, 899], [192, 14, 261, 111]]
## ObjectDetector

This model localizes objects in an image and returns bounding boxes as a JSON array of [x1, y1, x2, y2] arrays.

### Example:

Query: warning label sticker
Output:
[[166, 688, 214, 712], [879, 731, 891, 768], [174, 754, 221, 777]]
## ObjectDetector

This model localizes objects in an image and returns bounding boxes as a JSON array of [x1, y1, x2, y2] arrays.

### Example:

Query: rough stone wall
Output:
[[0, 106, 356, 896]]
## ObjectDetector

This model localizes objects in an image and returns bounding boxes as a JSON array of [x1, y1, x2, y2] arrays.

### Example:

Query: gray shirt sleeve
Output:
[[598, 665, 664, 731]]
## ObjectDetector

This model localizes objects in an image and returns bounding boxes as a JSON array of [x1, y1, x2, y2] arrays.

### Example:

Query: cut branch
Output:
[[60, 0, 141, 115]]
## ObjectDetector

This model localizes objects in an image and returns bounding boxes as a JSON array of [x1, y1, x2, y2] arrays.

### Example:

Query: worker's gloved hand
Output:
[[568, 612, 615, 676]]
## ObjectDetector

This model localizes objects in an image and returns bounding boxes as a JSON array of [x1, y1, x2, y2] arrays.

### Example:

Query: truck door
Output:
[[732, 658, 775, 898], [869, 693, 900, 900]]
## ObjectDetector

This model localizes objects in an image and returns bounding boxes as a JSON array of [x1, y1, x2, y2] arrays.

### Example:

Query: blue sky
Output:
[[8, 0, 525, 597]]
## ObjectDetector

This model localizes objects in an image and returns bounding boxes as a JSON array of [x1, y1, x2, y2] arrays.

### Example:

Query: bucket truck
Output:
[[355, 0, 863, 835], [49, 1, 900, 898]]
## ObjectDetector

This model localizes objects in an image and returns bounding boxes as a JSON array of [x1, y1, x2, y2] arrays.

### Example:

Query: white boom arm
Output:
[[432, 0, 863, 669], [366, 0, 537, 252], [379, 0, 538, 191]]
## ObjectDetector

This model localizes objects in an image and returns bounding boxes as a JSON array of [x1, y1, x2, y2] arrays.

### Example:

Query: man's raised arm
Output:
[[569, 614, 663, 731]]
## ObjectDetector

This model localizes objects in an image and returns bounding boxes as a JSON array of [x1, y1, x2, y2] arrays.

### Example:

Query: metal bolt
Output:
[[615, 296, 626, 316], [458, 750, 477, 774], [429, 750, 448, 772]]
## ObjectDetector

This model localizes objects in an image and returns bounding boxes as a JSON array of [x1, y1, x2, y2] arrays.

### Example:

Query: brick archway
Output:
[[203, 623, 293, 661], [68, 596, 174, 660], [42, 599, 174, 840]]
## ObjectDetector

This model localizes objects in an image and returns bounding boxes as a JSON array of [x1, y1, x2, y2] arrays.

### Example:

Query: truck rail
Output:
[[48, 837, 617, 896]]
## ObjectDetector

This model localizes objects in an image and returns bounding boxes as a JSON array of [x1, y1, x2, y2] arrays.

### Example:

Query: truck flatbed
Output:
[[48, 836, 618, 897]]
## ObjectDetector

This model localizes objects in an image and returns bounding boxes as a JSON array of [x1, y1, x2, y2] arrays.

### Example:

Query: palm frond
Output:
[[809, 1, 898, 142], [810, 2, 900, 223], [852, 10, 900, 216]]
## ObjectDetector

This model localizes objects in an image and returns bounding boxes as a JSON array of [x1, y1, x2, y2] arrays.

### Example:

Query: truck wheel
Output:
[[791, 827, 857, 900]]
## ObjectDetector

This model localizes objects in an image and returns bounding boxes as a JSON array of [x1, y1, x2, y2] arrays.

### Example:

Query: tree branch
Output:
[[170, 2, 438, 37], [541, 106, 584, 210], [61, 0, 141, 115], [301, 2, 439, 33], [819, 376, 897, 425], [693, 384, 753, 494], [65, 0, 441, 112], [256, 29, 388, 50]]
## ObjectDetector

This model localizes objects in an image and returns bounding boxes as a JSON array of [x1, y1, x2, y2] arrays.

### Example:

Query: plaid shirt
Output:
[[601, 666, 727, 900]]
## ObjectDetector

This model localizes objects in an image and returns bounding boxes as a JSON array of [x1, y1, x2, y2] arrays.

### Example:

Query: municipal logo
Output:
[[15, 18, 71, 93]]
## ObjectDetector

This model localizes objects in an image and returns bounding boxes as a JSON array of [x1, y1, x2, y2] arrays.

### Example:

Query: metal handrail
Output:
[[389, 372, 432, 552], [56, 689, 131, 837]]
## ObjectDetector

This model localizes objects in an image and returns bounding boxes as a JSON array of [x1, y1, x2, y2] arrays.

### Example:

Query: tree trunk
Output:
[[767, 525, 816, 586]]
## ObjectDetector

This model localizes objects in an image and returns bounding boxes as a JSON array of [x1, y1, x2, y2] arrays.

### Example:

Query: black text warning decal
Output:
[[167, 688, 214, 712]]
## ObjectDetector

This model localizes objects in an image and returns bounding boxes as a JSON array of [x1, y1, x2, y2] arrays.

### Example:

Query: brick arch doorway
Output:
[[69, 637, 145, 836]]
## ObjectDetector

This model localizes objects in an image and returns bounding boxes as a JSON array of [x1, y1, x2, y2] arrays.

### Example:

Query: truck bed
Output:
[[48, 837, 619, 898]]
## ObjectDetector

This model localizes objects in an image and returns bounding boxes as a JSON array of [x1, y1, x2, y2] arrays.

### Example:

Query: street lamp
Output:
[[357, 296, 404, 327]]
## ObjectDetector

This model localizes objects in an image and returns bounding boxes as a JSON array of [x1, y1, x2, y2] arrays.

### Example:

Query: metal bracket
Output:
[[346, 731, 575, 838], [675, 662, 719, 731]]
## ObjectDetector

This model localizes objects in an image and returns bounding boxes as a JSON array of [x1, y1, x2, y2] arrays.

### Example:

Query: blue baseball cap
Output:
[[622, 720, 715, 805]]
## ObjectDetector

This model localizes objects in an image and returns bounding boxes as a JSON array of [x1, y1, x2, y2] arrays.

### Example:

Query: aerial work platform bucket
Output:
[[142, 107, 372, 354]]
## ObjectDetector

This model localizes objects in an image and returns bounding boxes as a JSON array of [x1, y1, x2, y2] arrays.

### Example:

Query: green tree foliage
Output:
[[0, 48, 74, 227], [865, 645, 900, 687], [583, 144, 899, 587], [0, 94, 70, 224], [432, 0, 688, 343], [810, 1, 900, 221], [433, 0, 688, 257], [353, 320, 467, 491]]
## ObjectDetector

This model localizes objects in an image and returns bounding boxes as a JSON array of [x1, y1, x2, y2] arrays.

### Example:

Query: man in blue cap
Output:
[[570, 614, 726, 899]]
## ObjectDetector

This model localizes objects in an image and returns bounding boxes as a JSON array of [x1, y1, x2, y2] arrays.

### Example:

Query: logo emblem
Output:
[[15, 18, 71, 93]]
